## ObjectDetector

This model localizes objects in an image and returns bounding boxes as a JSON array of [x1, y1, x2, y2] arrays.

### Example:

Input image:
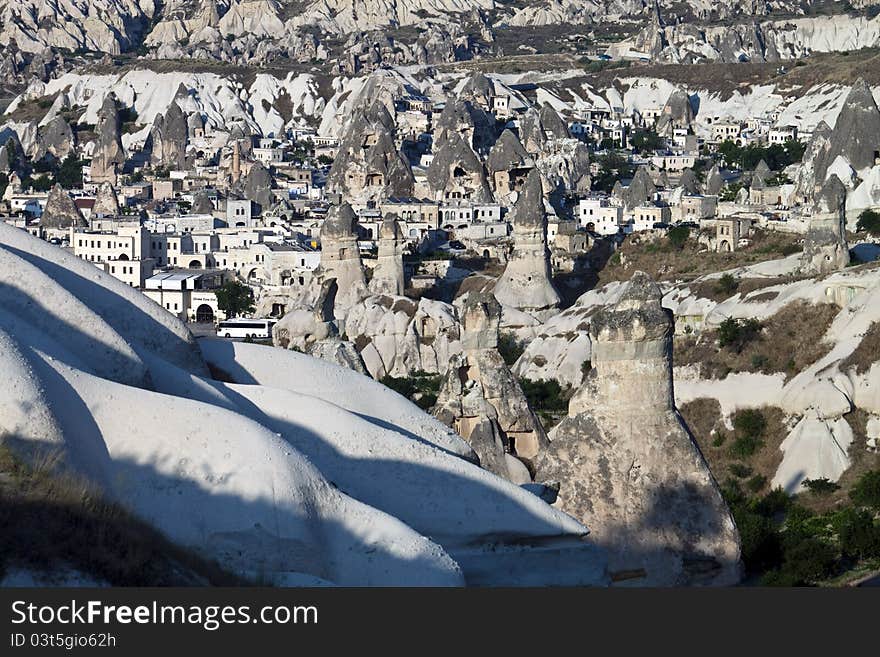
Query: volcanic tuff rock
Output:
[[90, 95, 125, 185], [801, 175, 850, 276], [313, 202, 368, 319], [0, 0, 154, 54], [535, 271, 742, 586], [705, 164, 724, 196], [344, 295, 462, 379], [34, 116, 74, 162], [150, 98, 189, 170], [274, 277, 339, 352], [326, 99, 414, 204], [492, 169, 561, 318], [824, 79, 880, 175], [241, 161, 273, 209], [92, 182, 120, 218], [191, 190, 214, 214], [426, 131, 493, 204], [369, 213, 406, 296], [618, 165, 657, 210], [40, 184, 85, 228], [486, 129, 531, 176], [433, 291, 547, 484]]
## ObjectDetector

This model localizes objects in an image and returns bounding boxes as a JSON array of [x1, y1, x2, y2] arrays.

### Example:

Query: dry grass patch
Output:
[[680, 401, 788, 497], [674, 301, 838, 380], [840, 322, 880, 375], [597, 229, 802, 287]]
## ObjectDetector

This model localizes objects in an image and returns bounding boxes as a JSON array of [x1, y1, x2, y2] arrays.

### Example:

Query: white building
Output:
[[578, 197, 623, 235]]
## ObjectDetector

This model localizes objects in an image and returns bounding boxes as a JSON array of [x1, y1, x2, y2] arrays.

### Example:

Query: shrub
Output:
[[497, 333, 524, 366], [715, 273, 739, 296], [729, 463, 753, 479], [802, 478, 840, 495], [780, 537, 837, 584], [733, 409, 767, 440], [733, 508, 782, 573], [747, 474, 767, 493], [667, 225, 689, 250], [753, 487, 791, 517], [730, 434, 761, 458], [856, 209, 880, 236], [849, 470, 880, 510], [519, 378, 568, 414], [711, 432, 727, 447], [717, 317, 762, 352], [835, 508, 880, 559]]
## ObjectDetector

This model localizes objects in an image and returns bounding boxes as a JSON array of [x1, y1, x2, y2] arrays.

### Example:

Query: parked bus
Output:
[[216, 318, 277, 339]]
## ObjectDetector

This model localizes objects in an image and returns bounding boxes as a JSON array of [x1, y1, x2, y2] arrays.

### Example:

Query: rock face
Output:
[[90, 95, 125, 185], [426, 130, 492, 203], [433, 292, 547, 484], [92, 182, 120, 218], [326, 99, 414, 204], [493, 170, 560, 318], [315, 203, 368, 319], [241, 161, 273, 208], [344, 295, 461, 379], [801, 175, 850, 275], [274, 277, 339, 351], [35, 116, 74, 161], [191, 190, 214, 214], [150, 98, 188, 169], [369, 213, 406, 296], [41, 184, 85, 228], [797, 80, 880, 204], [535, 272, 741, 586], [705, 164, 724, 196], [619, 166, 657, 209], [825, 79, 880, 175], [0, 0, 154, 54], [655, 88, 694, 135]]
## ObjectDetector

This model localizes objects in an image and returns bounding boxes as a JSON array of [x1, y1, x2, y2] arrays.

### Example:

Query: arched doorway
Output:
[[188, 260, 202, 268], [718, 240, 732, 253], [195, 304, 214, 323]]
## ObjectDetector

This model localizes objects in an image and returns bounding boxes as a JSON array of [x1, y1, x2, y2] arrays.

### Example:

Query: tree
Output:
[[667, 225, 689, 250], [56, 154, 83, 188], [856, 209, 880, 236], [215, 280, 255, 318], [630, 129, 665, 153], [850, 470, 880, 510]]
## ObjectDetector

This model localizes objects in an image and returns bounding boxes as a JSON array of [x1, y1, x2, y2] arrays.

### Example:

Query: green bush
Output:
[[715, 273, 739, 296], [856, 209, 880, 236], [729, 463, 753, 479], [802, 478, 840, 495], [498, 333, 524, 366], [835, 508, 880, 559], [519, 378, 568, 414], [717, 317, 762, 352], [849, 470, 880, 510], [746, 474, 767, 493], [733, 409, 767, 441], [667, 225, 689, 250], [730, 434, 761, 458]]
